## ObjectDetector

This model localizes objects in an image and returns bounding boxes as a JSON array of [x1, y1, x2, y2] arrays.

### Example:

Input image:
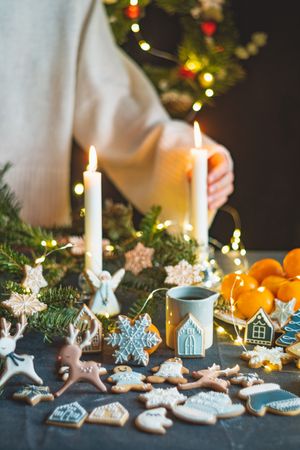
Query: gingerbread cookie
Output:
[[171, 405, 216, 425], [241, 345, 293, 370], [87, 402, 129, 426], [178, 363, 240, 393], [135, 408, 173, 435], [47, 402, 88, 428], [147, 358, 189, 385], [105, 314, 161, 366], [239, 383, 300, 416], [230, 372, 264, 388], [0, 317, 43, 388], [286, 333, 300, 369], [54, 320, 107, 397], [139, 387, 187, 409], [107, 365, 152, 393], [13, 385, 54, 406], [173, 391, 245, 422]]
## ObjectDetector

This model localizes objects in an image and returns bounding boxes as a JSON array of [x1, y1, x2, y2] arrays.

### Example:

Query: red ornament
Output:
[[123, 5, 141, 20], [200, 21, 217, 37], [178, 66, 196, 80]]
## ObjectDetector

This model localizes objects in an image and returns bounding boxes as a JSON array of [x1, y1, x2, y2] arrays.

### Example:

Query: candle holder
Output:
[[194, 245, 223, 289], [166, 286, 219, 350], [78, 268, 125, 317]]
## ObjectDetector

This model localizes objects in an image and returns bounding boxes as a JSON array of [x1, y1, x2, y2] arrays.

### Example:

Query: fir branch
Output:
[[0, 244, 29, 275], [39, 286, 81, 308], [28, 306, 79, 340]]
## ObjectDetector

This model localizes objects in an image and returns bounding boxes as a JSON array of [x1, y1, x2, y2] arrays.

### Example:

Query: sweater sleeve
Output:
[[73, 0, 232, 231]]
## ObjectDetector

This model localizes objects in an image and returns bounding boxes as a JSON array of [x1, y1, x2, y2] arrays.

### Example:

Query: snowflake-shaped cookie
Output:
[[164, 259, 202, 286], [139, 387, 187, 409], [105, 314, 161, 366], [2, 292, 47, 317], [241, 345, 292, 371], [124, 243, 154, 275], [22, 264, 48, 294], [270, 298, 296, 328]]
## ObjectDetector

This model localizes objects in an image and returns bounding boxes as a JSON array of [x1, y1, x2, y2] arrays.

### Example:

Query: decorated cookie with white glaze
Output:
[[87, 402, 129, 426], [181, 391, 245, 419], [139, 387, 187, 409], [47, 402, 88, 428], [230, 372, 264, 388], [135, 408, 173, 435], [239, 383, 300, 416], [147, 358, 189, 385], [107, 365, 152, 393]]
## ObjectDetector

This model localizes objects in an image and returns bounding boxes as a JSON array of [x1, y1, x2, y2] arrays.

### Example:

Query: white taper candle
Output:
[[84, 146, 102, 276]]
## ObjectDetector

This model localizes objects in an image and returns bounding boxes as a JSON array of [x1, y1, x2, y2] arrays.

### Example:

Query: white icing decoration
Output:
[[156, 361, 184, 378], [48, 402, 87, 424], [136, 408, 173, 434], [268, 398, 300, 411], [110, 371, 144, 385], [239, 383, 280, 399], [140, 387, 187, 409], [105, 314, 161, 366]]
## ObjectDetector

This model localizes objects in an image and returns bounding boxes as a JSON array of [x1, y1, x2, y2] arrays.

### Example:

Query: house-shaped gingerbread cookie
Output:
[[73, 304, 102, 353], [244, 308, 274, 346], [175, 313, 205, 358]]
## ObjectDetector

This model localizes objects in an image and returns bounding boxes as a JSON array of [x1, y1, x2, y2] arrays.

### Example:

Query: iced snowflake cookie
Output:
[[172, 391, 245, 423], [139, 387, 187, 409], [87, 402, 129, 426], [135, 408, 173, 435], [178, 363, 240, 393], [47, 402, 88, 428], [241, 345, 293, 370], [147, 357, 189, 384], [230, 372, 264, 388], [239, 383, 300, 416], [13, 385, 54, 406], [107, 365, 152, 393], [105, 314, 161, 366]]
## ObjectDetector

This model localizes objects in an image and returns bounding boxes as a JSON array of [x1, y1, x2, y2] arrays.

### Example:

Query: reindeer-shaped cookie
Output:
[[178, 364, 240, 393], [0, 316, 42, 388], [54, 320, 107, 397]]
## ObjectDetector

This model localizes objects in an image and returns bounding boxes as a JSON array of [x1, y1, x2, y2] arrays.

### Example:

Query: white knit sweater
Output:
[[0, 0, 230, 228]]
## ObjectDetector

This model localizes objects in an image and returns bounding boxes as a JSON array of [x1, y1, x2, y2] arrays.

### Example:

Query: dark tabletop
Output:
[[0, 251, 299, 450]]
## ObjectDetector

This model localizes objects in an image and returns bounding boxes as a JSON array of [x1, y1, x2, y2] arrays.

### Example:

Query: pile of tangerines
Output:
[[221, 248, 300, 320]]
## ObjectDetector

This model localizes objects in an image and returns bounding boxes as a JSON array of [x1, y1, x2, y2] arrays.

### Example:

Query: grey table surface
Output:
[[0, 251, 299, 450]]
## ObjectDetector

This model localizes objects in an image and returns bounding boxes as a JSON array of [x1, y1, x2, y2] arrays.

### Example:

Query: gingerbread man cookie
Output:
[[107, 366, 152, 393], [178, 364, 240, 393], [147, 358, 189, 385]]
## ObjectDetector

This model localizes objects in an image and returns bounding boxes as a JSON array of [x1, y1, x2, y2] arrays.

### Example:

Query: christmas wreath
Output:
[[104, 0, 267, 117]]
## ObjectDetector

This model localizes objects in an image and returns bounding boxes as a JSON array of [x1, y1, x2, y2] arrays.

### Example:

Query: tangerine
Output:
[[277, 280, 300, 311], [261, 275, 287, 296], [248, 258, 284, 283], [283, 248, 300, 279], [146, 323, 161, 355], [221, 273, 258, 301], [236, 286, 274, 319]]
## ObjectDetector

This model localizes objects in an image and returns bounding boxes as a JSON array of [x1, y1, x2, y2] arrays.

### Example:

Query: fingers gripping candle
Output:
[[84, 146, 102, 276], [191, 122, 209, 261]]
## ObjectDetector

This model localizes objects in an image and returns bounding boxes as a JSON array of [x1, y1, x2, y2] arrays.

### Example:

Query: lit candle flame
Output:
[[193, 121, 202, 149], [87, 145, 97, 171]]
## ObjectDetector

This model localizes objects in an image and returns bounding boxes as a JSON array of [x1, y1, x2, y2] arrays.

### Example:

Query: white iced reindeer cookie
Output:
[[0, 316, 43, 388]]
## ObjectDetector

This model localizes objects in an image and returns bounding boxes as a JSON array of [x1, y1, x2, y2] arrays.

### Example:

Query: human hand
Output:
[[207, 151, 234, 210]]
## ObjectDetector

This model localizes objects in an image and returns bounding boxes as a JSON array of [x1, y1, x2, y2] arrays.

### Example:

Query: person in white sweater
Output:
[[0, 0, 234, 230]]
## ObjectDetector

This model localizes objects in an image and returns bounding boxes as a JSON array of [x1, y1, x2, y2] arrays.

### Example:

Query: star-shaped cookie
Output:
[[13, 385, 54, 406], [22, 264, 48, 294]]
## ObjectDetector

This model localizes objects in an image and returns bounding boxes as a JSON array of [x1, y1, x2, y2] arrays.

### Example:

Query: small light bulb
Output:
[[41, 240, 47, 247], [131, 23, 140, 33], [205, 89, 214, 97], [136, 231, 143, 237], [51, 239, 57, 247], [156, 223, 164, 230], [183, 234, 191, 242], [233, 229, 241, 238], [234, 258, 241, 266], [221, 245, 230, 254], [217, 326, 225, 334], [74, 182, 84, 195], [130, 0, 138, 5], [241, 249, 247, 256], [139, 40, 151, 51], [164, 220, 172, 227], [192, 101, 202, 112], [203, 72, 214, 83], [232, 242, 239, 251]]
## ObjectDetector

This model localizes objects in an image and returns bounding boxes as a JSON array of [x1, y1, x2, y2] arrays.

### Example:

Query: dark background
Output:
[[72, 0, 300, 250]]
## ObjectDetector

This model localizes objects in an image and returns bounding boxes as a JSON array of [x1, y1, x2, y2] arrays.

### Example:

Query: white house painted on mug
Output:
[[175, 313, 205, 358]]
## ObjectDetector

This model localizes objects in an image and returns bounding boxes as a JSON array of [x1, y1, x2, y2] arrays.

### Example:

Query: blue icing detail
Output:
[[268, 398, 300, 412], [248, 390, 298, 415], [277, 308, 300, 346]]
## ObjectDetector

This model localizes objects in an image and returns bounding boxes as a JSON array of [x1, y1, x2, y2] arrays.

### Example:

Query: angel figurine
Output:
[[85, 268, 125, 316]]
